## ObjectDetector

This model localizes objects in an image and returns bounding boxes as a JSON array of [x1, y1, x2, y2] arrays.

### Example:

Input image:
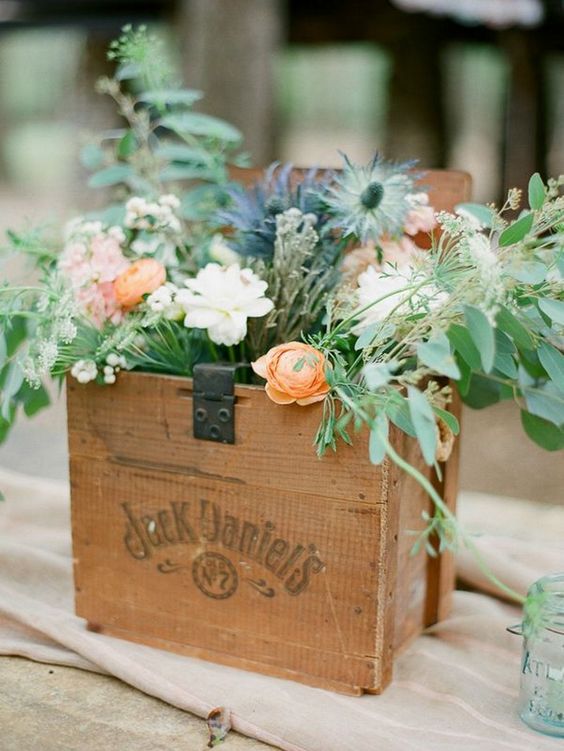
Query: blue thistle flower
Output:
[[218, 163, 336, 261], [324, 154, 417, 243]]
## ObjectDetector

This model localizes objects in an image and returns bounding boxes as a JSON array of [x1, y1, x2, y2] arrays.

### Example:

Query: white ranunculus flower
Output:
[[176, 263, 274, 346], [353, 264, 447, 333], [353, 265, 412, 333]]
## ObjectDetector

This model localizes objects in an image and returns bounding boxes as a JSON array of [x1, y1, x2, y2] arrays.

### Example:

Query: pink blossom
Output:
[[404, 193, 437, 236], [74, 283, 123, 329], [58, 225, 130, 328], [89, 234, 130, 282]]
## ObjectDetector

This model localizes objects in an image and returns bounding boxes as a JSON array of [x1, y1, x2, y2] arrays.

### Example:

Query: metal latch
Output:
[[192, 363, 237, 444]]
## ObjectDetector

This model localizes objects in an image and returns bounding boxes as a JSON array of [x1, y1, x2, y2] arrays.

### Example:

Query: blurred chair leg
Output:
[[501, 29, 546, 194], [385, 30, 447, 168], [177, 0, 283, 165]]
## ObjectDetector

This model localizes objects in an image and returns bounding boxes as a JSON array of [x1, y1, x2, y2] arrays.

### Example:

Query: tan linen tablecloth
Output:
[[1, 466, 563, 751]]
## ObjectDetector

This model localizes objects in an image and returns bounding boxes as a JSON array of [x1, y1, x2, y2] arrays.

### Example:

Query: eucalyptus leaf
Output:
[[355, 323, 379, 351], [538, 298, 564, 325], [1, 361, 24, 421], [139, 89, 203, 106], [19, 382, 50, 417], [521, 410, 564, 451], [116, 62, 142, 80], [385, 393, 417, 437], [506, 261, 547, 285], [407, 386, 437, 466], [461, 374, 501, 409], [0, 333, 6, 370], [363, 361, 398, 390], [464, 305, 495, 373], [80, 143, 104, 170], [455, 354, 472, 396], [447, 324, 481, 370], [369, 414, 388, 465], [493, 329, 518, 379], [538, 342, 564, 390], [116, 130, 137, 159], [455, 202, 494, 228], [524, 383, 564, 427], [432, 406, 460, 436], [154, 143, 214, 164], [160, 164, 218, 182], [161, 113, 242, 144], [496, 306, 535, 351], [88, 164, 134, 188], [528, 173, 545, 211], [417, 332, 460, 379], [499, 212, 534, 247], [86, 203, 127, 226]]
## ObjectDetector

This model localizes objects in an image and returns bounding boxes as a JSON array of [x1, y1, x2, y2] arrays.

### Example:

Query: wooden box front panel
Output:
[[67, 371, 449, 693]]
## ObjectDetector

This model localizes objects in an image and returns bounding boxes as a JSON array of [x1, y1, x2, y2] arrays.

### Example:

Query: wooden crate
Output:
[[67, 169, 470, 695]]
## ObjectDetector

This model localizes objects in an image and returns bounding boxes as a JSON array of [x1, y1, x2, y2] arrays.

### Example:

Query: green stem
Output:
[[325, 279, 429, 343], [207, 338, 220, 362], [381, 434, 525, 605]]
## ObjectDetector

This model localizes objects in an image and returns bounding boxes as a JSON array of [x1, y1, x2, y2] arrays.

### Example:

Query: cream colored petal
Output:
[[251, 356, 268, 379], [296, 392, 328, 406], [265, 383, 295, 405]]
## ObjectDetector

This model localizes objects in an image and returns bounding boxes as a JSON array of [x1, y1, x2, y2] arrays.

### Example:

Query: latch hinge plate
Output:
[[192, 363, 236, 444]]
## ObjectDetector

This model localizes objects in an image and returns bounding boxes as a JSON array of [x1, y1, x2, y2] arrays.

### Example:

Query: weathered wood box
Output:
[[67, 170, 469, 695]]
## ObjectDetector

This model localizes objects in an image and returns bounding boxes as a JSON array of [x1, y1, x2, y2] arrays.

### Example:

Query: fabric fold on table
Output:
[[1, 467, 563, 751]]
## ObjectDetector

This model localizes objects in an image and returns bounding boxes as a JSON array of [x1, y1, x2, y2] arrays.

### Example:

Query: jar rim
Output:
[[525, 573, 564, 631]]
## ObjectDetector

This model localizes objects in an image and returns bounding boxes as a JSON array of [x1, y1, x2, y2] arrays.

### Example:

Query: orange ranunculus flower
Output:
[[114, 258, 166, 308], [251, 342, 330, 406]]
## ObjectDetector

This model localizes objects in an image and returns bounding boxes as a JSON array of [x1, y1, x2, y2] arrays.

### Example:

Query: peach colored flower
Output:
[[252, 342, 330, 406], [404, 193, 437, 236], [114, 258, 166, 308], [341, 237, 420, 286], [341, 245, 379, 284]]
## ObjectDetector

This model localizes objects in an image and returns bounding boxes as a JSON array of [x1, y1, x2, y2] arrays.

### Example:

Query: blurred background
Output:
[[0, 0, 563, 502]]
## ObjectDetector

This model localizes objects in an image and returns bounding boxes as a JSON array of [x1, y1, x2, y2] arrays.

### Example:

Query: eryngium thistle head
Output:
[[218, 163, 334, 260], [325, 153, 416, 243]]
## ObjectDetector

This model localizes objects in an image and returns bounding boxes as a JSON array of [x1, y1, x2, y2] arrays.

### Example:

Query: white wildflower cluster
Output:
[[146, 282, 183, 320], [70, 360, 98, 384], [436, 210, 480, 236], [125, 195, 182, 234], [37, 339, 58, 375], [460, 232, 504, 321], [64, 218, 125, 245], [272, 208, 319, 270], [276, 207, 318, 237]]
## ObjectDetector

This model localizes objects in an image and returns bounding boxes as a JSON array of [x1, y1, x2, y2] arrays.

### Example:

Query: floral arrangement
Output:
[[1, 28, 563, 603]]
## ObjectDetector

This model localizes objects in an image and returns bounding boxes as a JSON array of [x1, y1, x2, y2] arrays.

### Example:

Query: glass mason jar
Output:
[[510, 573, 564, 737]]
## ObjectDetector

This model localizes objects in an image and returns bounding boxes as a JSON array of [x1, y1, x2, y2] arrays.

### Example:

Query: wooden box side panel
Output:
[[68, 379, 401, 693]]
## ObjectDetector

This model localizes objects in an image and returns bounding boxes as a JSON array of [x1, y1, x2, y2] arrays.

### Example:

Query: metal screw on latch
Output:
[[195, 407, 207, 422]]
